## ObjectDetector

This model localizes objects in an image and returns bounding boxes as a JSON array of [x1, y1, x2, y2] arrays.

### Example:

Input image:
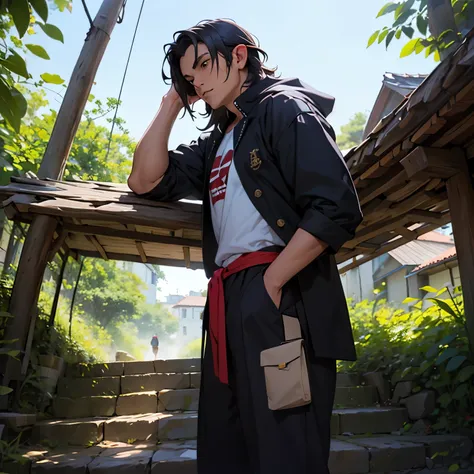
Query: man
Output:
[[128, 19, 362, 474], [150, 334, 159, 360]]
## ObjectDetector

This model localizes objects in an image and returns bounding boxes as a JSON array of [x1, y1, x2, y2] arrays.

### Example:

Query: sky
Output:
[[26, 0, 437, 300]]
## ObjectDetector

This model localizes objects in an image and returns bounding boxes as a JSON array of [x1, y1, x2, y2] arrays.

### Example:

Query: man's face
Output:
[[180, 42, 245, 110]]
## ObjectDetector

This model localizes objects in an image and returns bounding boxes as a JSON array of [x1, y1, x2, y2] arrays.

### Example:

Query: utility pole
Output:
[[1, 0, 126, 388]]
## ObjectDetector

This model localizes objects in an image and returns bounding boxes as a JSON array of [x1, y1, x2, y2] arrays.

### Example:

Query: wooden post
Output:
[[38, 0, 125, 179], [1, 0, 125, 387], [447, 156, 474, 353], [0, 215, 57, 384]]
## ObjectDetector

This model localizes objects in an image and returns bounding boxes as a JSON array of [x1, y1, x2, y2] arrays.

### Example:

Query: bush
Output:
[[340, 285, 474, 434], [179, 338, 202, 358]]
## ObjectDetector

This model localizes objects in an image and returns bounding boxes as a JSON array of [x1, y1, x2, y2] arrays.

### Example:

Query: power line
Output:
[[105, 0, 146, 160], [80, 0, 93, 28]]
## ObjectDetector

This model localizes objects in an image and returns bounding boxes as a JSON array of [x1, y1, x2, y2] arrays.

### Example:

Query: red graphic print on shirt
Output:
[[209, 149, 233, 205]]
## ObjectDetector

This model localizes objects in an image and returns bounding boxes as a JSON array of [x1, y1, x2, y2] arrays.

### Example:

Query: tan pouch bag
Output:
[[260, 315, 311, 411]]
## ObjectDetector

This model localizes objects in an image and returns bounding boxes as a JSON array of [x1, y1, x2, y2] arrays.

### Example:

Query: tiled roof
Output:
[[417, 231, 453, 244], [411, 246, 457, 273], [388, 240, 453, 266], [172, 296, 206, 308]]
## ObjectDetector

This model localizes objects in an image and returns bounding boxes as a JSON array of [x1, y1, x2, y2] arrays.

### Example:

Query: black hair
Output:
[[162, 19, 276, 130]]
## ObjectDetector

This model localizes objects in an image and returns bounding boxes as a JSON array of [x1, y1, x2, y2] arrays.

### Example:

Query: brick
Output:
[[104, 414, 161, 443], [123, 361, 155, 375], [116, 392, 158, 416], [334, 386, 378, 408], [88, 447, 153, 473], [329, 439, 369, 474], [33, 453, 94, 473], [32, 419, 105, 447], [151, 440, 197, 474], [189, 373, 200, 389], [349, 436, 426, 472], [154, 359, 201, 374], [57, 377, 120, 398], [336, 373, 362, 387], [158, 413, 198, 441], [0, 412, 36, 429], [121, 373, 190, 394], [158, 389, 199, 412], [336, 407, 408, 435]]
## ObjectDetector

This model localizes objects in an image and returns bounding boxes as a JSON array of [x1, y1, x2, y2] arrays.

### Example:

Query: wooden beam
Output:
[[401, 146, 466, 180], [78, 250, 204, 270], [338, 212, 452, 271], [407, 209, 446, 223], [446, 156, 474, 353], [62, 223, 202, 248], [432, 111, 474, 148], [38, 0, 125, 179], [358, 168, 408, 205], [396, 227, 417, 240], [47, 225, 67, 262], [136, 241, 147, 263], [183, 247, 191, 268], [85, 235, 108, 260]]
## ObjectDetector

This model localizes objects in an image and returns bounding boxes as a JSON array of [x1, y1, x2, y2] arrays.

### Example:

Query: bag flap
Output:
[[260, 339, 303, 367]]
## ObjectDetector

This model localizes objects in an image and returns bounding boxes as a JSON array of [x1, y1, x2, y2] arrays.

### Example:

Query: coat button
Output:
[[254, 189, 263, 198], [277, 219, 285, 228]]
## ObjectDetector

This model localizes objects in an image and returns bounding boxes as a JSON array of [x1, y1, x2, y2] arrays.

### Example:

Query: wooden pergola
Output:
[[0, 0, 474, 388], [0, 178, 203, 269]]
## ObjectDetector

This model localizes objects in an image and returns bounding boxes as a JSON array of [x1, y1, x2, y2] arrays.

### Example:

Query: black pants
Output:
[[197, 264, 337, 474]]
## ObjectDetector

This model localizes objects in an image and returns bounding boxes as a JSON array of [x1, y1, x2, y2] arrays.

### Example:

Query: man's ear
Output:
[[232, 44, 248, 70]]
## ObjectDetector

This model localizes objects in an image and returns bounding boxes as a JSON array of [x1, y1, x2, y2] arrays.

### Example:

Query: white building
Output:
[[118, 261, 159, 305], [172, 295, 206, 344]]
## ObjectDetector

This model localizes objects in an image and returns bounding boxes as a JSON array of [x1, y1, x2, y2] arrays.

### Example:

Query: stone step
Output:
[[33, 406, 409, 447], [52, 383, 379, 420], [53, 396, 117, 418], [32, 412, 198, 447], [332, 407, 408, 435], [336, 372, 363, 387], [13, 435, 473, 473], [334, 385, 378, 408], [121, 372, 199, 394], [116, 391, 158, 416], [159, 389, 200, 412], [66, 358, 202, 378], [57, 376, 120, 398]]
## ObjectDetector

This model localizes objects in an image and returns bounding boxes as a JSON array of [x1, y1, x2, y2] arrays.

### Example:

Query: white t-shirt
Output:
[[209, 130, 285, 268]]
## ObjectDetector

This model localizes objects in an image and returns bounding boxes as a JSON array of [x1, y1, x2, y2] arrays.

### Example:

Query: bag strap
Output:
[[283, 315, 302, 341]]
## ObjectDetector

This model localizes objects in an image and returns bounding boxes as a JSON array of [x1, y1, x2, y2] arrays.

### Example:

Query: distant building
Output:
[[172, 295, 206, 344], [118, 261, 159, 305], [161, 294, 185, 318], [339, 231, 460, 307]]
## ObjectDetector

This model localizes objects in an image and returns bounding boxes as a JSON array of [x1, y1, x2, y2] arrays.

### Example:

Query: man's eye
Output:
[[201, 60, 209, 69]]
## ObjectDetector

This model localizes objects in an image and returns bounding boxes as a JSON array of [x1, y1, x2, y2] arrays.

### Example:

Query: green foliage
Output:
[[341, 285, 474, 433], [368, 0, 474, 61], [179, 338, 202, 358], [0, 433, 29, 469], [136, 303, 179, 340], [336, 112, 368, 150], [0, 89, 136, 185], [0, 0, 71, 131], [74, 259, 146, 329]]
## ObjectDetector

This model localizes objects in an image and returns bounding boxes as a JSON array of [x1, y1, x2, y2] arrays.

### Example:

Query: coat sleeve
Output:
[[136, 132, 210, 202], [275, 111, 363, 254]]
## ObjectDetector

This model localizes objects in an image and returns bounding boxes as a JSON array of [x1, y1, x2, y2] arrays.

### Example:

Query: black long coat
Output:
[[139, 76, 363, 361]]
